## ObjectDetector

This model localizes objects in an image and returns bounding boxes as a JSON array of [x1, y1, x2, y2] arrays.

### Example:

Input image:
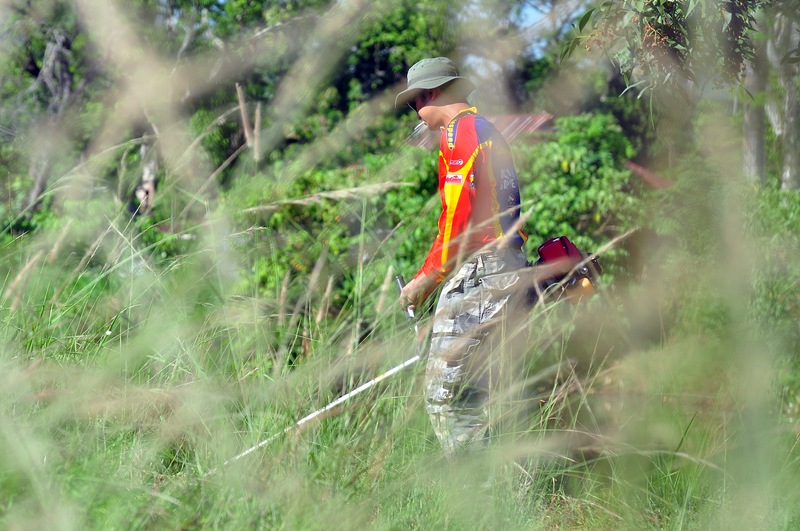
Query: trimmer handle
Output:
[[395, 275, 415, 321]]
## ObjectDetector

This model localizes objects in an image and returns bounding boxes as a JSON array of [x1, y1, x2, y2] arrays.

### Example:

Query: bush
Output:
[[745, 186, 800, 355], [513, 112, 641, 275], [221, 147, 438, 310]]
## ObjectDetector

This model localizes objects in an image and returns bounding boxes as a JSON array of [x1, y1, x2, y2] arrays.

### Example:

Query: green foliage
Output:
[[341, 0, 456, 99], [646, 153, 725, 257], [128, 0, 222, 57], [134, 216, 197, 265], [512, 53, 559, 106], [2, 2, 800, 530], [514, 112, 641, 273], [0, 173, 35, 240], [745, 186, 800, 352], [223, 147, 438, 302], [0, 2, 102, 122], [188, 108, 236, 172], [566, 0, 769, 93]]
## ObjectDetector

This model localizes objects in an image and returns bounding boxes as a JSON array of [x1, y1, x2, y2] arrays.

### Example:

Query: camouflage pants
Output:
[[425, 248, 528, 457]]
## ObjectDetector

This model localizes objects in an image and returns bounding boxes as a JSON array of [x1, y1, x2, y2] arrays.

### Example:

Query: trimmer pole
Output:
[[211, 275, 422, 474]]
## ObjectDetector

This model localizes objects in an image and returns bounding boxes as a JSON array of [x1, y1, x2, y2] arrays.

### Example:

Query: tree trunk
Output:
[[743, 24, 767, 186], [134, 143, 158, 216], [23, 29, 78, 214], [774, 14, 800, 189], [781, 69, 800, 190]]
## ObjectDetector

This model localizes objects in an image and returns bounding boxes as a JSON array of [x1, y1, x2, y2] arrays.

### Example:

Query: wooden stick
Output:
[[235, 83, 253, 148], [253, 102, 262, 163]]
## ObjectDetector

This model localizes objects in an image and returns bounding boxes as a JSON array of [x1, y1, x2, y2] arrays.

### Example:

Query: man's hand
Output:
[[398, 275, 434, 310]]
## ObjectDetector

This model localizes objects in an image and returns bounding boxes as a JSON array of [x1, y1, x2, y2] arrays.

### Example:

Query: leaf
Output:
[[560, 37, 581, 62], [620, 79, 648, 96], [578, 8, 595, 33], [569, 37, 580, 55], [560, 41, 573, 62]]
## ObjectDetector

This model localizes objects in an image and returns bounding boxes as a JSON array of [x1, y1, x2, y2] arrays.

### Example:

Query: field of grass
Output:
[[2, 2, 800, 529], [2, 160, 800, 531]]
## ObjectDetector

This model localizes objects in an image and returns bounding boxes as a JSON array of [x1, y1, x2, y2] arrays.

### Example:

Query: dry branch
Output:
[[236, 82, 254, 148], [243, 182, 413, 214]]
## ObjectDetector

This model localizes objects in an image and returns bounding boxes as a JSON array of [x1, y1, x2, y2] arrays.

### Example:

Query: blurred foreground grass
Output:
[[1, 2, 799, 527], [2, 164, 800, 530]]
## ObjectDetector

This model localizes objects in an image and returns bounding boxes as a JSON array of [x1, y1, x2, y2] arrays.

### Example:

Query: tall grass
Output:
[[3, 192, 798, 529], [2, 1, 800, 529]]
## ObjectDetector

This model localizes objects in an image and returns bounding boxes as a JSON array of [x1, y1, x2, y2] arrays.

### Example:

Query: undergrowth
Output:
[[2, 166, 800, 530]]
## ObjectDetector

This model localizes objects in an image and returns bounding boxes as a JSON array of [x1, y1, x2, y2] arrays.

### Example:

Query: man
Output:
[[395, 57, 529, 456]]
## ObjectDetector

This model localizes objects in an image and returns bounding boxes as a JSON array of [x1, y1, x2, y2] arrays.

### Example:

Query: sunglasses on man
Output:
[[408, 90, 435, 112]]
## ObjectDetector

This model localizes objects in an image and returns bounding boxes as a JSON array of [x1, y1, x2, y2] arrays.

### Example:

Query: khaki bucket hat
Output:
[[395, 57, 475, 108]]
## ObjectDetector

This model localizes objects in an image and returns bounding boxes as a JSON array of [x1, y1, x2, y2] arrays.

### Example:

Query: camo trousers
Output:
[[425, 248, 528, 457]]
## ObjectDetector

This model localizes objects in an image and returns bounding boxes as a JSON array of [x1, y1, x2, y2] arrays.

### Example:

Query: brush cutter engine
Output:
[[531, 236, 601, 303]]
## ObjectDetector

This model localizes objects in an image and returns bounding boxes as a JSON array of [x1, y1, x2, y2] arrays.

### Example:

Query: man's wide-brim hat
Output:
[[394, 57, 475, 108]]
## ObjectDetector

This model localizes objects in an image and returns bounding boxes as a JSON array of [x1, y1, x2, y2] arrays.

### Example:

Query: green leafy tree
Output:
[[0, 1, 108, 218], [570, 0, 771, 92], [563, 1, 800, 190]]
